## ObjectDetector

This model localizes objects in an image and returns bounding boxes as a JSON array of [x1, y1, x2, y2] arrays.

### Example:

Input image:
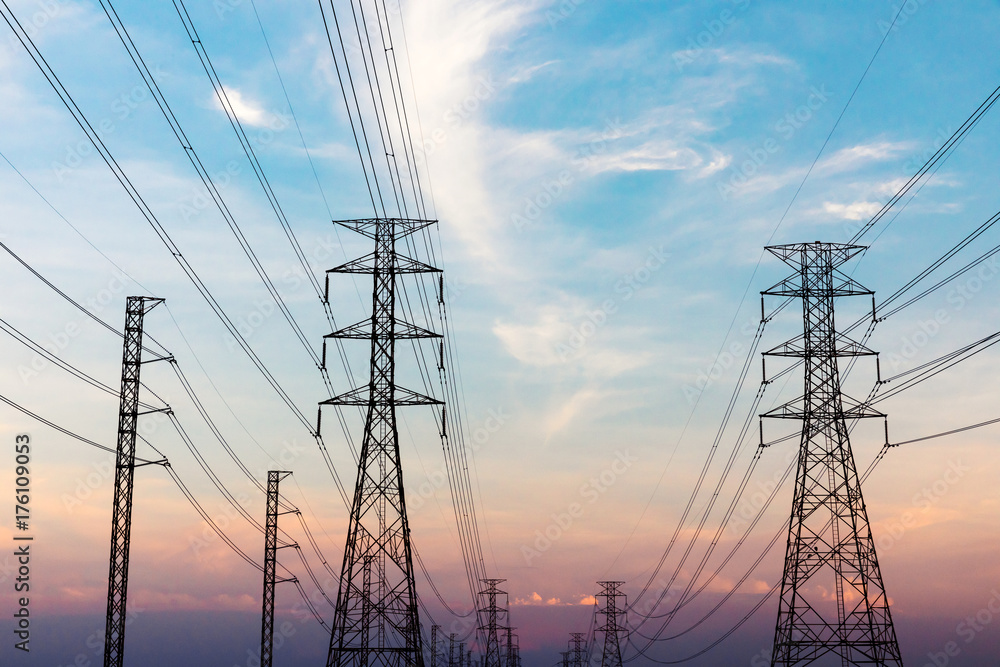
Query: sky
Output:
[[2, 0, 1000, 665]]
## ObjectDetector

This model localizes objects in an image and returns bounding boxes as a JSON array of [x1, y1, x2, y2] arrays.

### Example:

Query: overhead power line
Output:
[[0, 0, 351, 508], [890, 416, 1000, 447]]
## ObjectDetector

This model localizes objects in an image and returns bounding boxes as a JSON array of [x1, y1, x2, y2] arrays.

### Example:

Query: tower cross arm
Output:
[[328, 252, 442, 275], [763, 333, 877, 358], [761, 392, 885, 421], [322, 385, 443, 407], [326, 318, 442, 340], [334, 217, 438, 240]]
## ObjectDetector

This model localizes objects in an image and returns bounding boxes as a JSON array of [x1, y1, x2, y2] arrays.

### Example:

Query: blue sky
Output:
[[2, 1, 1000, 665]]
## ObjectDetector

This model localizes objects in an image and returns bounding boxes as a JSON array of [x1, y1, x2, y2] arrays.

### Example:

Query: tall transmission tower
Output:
[[103, 296, 163, 667], [479, 578, 508, 667], [261, 471, 293, 667], [449, 633, 457, 667], [761, 242, 902, 666], [322, 217, 442, 667], [596, 582, 626, 667]]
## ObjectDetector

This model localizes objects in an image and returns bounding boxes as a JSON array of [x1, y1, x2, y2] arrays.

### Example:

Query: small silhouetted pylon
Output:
[[570, 632, 586, 667], [449, 633, 457, 667], [104, 296, 163, 667], [560, 651, 571, 667], [261, 471, 292, 667], [479, 579, 508, 667], [503, 626, 519, 667], [762, 242, 902, 666], [431, 625, 441, 667], [596, 582, 626, 667]]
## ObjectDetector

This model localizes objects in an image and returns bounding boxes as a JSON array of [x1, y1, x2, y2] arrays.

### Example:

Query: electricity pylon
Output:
[[761, 242, 902, 666], [431, 625, 441, 667], [479, 578, 508, 667], [596, 582, 626, 667], [261, 471, 293, 667], [104, 296, 163, 667], [570, 633, 586, 667], [322, 218, 442, 667], [503, 626, 519, 667]]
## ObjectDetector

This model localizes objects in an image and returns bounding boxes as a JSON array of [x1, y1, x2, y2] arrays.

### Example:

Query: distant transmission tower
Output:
[[431, 625, 441, 667], [503, 626, 519, 667], [322, 218, 442, 667], [596, 582, 626, 667], [104, 296, 163, 667], [479, 578, 508, 667], [570, 632, 586, 667], [261, 471, 293, 667], [761, 242, 902, 666]]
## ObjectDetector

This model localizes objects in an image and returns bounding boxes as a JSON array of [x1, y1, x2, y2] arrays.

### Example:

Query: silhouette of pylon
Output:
[[762, 242, 902, 666], [322, 218, 442, 667]]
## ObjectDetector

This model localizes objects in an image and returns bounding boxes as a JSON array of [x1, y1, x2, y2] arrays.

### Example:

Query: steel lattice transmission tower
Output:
[[569, 633, 586, 667], [322, 217, 442, 667], [261, 471, 293, 667], [479, 578, 508, 667], [104, 296, 163, 667], [761, 242, 902, 666], [596, 582, 626, 667], [431, 625, 442, 667], [503, 626, 520, 667]]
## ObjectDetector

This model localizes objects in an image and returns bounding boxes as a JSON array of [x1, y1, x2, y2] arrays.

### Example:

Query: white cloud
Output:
[[735, 140, 916, 200], [698, 149, 733, 177], [542, 385, 605, 446], [403, 0, 538, 264], [492, 306, 574, 367], [507, 59, 559, 85], [215, 86, 271, 128], [815, 140, 913, 176], [822, 200, 883, 221], [492, 299, 653, 378], [301, 141, 356, 162], [400, 2, 785, 272], [580, 138, 705, 175]]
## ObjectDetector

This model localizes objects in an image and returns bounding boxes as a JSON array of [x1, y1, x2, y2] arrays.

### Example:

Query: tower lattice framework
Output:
[[104, 296, 163, 667], [761, 242, 902, 666], [323, 217, 442, 667], [261, 471, 292, 667], [569, 633, 586, 667], [502, 626, 520, 667], [479, 578, 507, 667], [596, 582, 626, 667]]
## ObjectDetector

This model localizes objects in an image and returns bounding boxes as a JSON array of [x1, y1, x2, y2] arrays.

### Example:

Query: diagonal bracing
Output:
[[762, 242, 902, 666], [322, 217, 441, 667]]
